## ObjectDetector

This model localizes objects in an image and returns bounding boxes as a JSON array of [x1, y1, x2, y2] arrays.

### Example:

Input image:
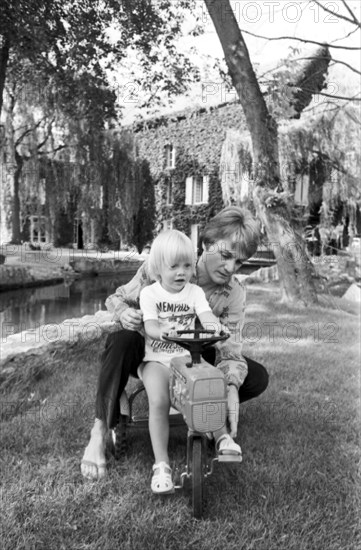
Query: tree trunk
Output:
[[12, 149, 23, 244], [0, 36, 10, 119], [204, 0, 318, 305]]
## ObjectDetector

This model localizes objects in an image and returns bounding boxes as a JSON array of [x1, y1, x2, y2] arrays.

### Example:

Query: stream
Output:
[[0, 262, 264, 337], [0, 271, 137, 337]]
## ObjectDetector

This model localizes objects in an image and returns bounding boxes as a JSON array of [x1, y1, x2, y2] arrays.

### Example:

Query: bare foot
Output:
[[81, 419, 107, 480]]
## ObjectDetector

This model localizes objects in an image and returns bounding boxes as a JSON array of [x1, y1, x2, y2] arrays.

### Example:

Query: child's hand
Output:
[[213, 323, 230, 337], [161, 328, 178, 340], [219, 324, 230, 336], [202, 318, 230, 337]]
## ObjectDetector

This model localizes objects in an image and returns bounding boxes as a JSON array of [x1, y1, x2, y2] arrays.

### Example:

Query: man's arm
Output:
[[198, 311, 229, 336], [213, 277, 248, 437], [213, 276, 248, 389], [105, 259, 152, 324], [143, 320, 163, 340]]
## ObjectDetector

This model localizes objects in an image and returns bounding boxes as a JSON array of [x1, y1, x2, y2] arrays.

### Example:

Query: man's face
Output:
[[201, 237, 245, 284]]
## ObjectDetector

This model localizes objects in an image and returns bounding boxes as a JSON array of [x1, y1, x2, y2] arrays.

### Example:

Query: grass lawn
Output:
[[1, 282, 360, 550]]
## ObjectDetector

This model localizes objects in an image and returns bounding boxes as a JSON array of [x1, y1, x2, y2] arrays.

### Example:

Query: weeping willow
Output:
[[220, 104, 360, 236], [219, 129, 253, 207]]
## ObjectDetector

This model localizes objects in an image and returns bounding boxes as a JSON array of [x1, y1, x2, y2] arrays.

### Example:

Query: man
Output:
[[81, 206, 269, 480]]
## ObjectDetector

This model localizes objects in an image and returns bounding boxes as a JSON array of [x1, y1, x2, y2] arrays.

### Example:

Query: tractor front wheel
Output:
[[192, 437, 204, 519]]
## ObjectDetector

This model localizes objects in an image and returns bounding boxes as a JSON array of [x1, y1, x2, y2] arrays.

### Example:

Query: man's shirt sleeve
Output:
[[105, 258, 152, 323], [214, 277, 248, 388]]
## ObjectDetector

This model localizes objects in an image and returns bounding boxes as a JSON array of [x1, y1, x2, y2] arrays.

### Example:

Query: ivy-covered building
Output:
[[131, 101, 249, 250], [131, 99, 360, 252]]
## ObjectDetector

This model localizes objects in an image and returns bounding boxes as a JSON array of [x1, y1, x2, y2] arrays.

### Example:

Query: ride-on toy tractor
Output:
[[112, 329, 242, 519]]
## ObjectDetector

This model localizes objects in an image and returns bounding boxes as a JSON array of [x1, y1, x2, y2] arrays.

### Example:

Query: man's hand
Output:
[[120, 308, 143, 331], [227, 385, 239, 438]]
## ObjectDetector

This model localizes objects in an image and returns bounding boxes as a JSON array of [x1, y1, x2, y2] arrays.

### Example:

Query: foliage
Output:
[[278, 103, 361, 215], [157, 151, 221, 238], [104, 130, 142, 246], [220, 129, 253, 207], [0, 0, 202, 119], [132, 160, 156, 253], [261, 45, 332, 121], [113, 0, 202, 112], [0, 0, 204, 245]]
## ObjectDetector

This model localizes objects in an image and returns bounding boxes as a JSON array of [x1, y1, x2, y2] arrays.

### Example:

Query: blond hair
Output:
[[149, 230, 195, 281]]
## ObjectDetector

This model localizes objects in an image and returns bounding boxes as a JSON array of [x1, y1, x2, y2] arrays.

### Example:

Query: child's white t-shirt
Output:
[[139, 281, 212, 368]]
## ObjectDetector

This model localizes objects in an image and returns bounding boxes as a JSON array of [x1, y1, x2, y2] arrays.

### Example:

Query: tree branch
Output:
[[36, 118, 55, 151], [15, 117, 46, 147], [332, 25, 360, 42], [291, 55, 361, 76], [311, 0, 361, 28], [329, 58, 361, 75], [309, 89, 361, 101], [38, 144, 67, 156], [304, 100, 361, 122], [239, 27, 361, 51], [341, 0, 361, 26]]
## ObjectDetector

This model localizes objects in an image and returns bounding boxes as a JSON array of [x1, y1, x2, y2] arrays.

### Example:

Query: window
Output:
[[185, 175, 209, 205], [39, 179, 46, 206], [30, 216, 47, 243], [163, 219, 173, 231], [165, 144, 176, 170], [166, 178, 173, 205], [294, 174, 309, 206]]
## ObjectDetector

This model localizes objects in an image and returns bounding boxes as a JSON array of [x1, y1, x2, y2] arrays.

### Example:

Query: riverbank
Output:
[[0, 245, 145, 291]]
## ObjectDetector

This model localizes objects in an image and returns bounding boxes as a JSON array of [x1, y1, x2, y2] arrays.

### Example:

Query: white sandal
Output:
[[151, 462, 175, 494], [216, 434, 242, 458]]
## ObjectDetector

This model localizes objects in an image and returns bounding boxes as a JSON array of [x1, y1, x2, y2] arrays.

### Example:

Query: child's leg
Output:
[[142, 361, 171, 465]]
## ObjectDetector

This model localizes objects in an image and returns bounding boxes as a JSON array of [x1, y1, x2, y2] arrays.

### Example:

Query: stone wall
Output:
[[69, 257, 142, 274], [0, 264, 65, 291]]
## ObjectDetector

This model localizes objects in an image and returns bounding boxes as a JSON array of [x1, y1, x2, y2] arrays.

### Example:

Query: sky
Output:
[[120, 0, 361, 123], [196, 0, 361, 65]]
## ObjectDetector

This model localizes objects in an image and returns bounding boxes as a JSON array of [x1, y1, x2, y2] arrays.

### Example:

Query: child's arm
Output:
[[144, 320, 178, 341], [140, 286, 167, 341], [144, 319, 165, 341]]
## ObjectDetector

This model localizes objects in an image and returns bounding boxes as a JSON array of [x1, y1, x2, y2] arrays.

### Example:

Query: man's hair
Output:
[[200, 206, 260, 259], [149, 230, 195, 282]]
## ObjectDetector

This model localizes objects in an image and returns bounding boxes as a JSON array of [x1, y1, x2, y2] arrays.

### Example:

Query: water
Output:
[[0, 262, 266, 337], [0, 271, 137, 337]]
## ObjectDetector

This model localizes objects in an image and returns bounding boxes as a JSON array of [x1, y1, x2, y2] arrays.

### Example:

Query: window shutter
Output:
[[301, 174, 309, 205], [203, 175, 209, 203], [191, 224, 199, 253], [185, 177, 193, 205], [294, 175, 302, 204]]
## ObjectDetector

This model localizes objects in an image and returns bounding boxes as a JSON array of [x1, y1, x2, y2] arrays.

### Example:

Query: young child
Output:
[[139, 230, 242, 495]]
